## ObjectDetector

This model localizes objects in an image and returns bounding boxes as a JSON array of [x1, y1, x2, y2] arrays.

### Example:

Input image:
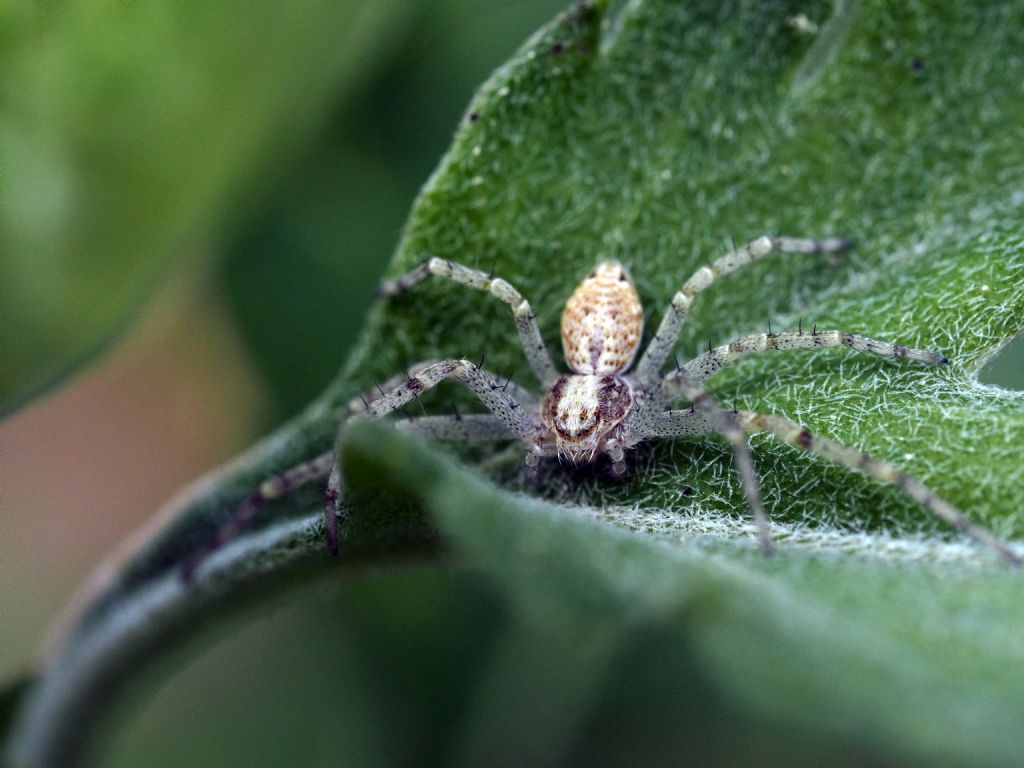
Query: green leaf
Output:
[[10, 1, 1024, 766], [343, 419, 1024, 767], [0, 0, 401, 414], [355, 0, 1024, 547]]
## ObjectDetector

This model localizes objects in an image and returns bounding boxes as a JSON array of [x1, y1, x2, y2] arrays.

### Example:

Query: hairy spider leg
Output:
[[181, 452, 337, 582], [182, 360, 533, 582], [679, 329, 948, 383], [633, 322, 930, 555], [632, 407, 1019, 563], [318, 412, 519, 558], [183, 365, 429, 579], [348, 359, 534, 435], [629, 335, 1018, 563], [626, 372, 774, 556], [632, 408, 714, 438], [378, 257, 558, 386], [322, 358, 535, 553], [634, 235, 852, 386], [733, 410, 1021, 565], [395, 413, 514, 441], [642, 330, 949, 417]]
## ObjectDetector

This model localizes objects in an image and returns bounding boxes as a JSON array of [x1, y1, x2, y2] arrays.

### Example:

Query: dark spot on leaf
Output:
[[682, 485, 694, 496], [468, 111, 480, 122], [552, 43, 565, 55], [911, 57, 925, 72]]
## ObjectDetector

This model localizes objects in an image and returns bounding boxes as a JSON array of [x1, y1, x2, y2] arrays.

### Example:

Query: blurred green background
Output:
[[3, 1, 1024, 766]]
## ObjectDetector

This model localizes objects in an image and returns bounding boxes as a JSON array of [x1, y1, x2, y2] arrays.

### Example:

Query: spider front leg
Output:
[[395, 413, 518, 442], [634, 235, 852, 386], [324, 358, 537, 557], [625, 374, 774, 556], [313, 413, 518, 557], [378, 257, 558, 385], [183, 360, 535, 582], [629, 408, 714, 438], [350, 359, 535, 434], [681, 328, 948, 382], [734, 410, 1020, 565]]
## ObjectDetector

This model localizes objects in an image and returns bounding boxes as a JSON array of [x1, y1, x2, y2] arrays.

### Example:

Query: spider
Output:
[[184, 235, 1019, 580]]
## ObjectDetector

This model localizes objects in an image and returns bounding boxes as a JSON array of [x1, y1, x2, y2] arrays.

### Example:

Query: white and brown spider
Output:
[[185, 235, 1019, 579]]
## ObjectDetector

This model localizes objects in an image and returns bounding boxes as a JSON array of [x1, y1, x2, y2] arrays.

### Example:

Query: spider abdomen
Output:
[[561, 260, 644, 374]]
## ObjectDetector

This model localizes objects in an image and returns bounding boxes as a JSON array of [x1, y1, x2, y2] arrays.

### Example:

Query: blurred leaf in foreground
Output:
[[343, 418, 1024, 767]]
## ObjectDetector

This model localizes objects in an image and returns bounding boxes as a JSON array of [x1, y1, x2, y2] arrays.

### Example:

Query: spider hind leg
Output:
[[735, 410, 1020, 565]]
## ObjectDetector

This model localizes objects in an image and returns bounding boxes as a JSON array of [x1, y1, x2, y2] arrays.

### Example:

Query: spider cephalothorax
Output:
[[541, 371, 633, 464], [186, 235, 1019, 581]]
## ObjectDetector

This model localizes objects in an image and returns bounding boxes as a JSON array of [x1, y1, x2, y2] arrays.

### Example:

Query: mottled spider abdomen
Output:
[[561, 260, 644, 374]]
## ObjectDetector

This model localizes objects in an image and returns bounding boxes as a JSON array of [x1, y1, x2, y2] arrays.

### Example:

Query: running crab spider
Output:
[[183, 235, 1019, 580]]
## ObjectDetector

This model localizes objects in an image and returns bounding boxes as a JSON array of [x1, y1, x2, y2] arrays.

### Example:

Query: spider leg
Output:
[[181, 451, 336, 582], [183, 361, 535, 582], [374, 361, 539, 410], [349, 359, 535, 437], [682, 329, 948, 382], [628, 408, 715, 438], [316, 415, 515, 558], [323, 461, 341, 557], [642, 329, 948, 417], [394, 413, 515, 442], [323, 359, 534, 553], [378, 257, 558, 386], [634, 235, 852, 386], [200, 366, 447, 569], [625, 374, 774, 556], [734, 410, 1020, 565]]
